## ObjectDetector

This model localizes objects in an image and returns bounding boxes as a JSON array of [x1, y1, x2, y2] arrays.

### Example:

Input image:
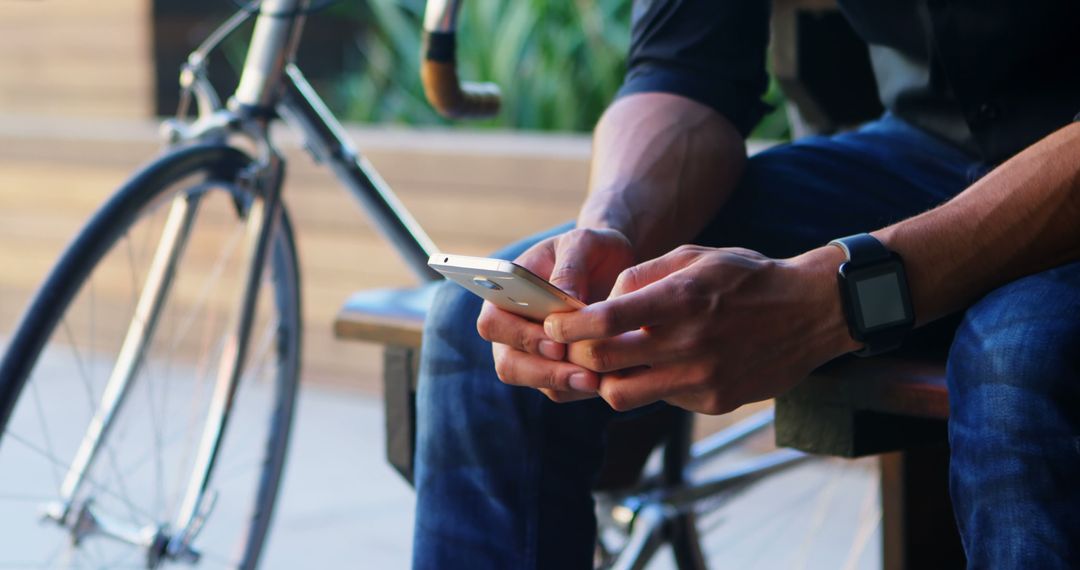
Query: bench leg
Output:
[[881, 444, 965, 569], [383, 345, 419, 485]]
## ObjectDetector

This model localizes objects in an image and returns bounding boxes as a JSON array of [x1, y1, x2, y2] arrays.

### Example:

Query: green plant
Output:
[[320, 0, 788, 138], [330, 0, 631, 132]]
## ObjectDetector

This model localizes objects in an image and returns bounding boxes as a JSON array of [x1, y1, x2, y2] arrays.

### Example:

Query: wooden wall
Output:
[[0, 117, 591, 394], [0, 1, 153, 118]]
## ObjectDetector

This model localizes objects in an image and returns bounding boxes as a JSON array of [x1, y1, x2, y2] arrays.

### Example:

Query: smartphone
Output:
[[428, 253, 585, 321]]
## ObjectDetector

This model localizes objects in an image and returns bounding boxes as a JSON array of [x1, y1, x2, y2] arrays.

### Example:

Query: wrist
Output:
[[577, 196, 637, 246], [790, 246, 864, 359]]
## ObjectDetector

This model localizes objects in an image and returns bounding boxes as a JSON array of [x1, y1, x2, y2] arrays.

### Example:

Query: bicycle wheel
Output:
[[595, 409, 882, 570], [0, 144, 301, 569]]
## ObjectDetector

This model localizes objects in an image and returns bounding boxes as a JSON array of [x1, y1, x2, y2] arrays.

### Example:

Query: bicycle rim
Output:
[[0, 144, 301, 569]]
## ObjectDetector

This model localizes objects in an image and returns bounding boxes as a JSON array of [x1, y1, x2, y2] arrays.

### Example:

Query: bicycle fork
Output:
[[166, 153, 286, 563], [44, 153, 286, 567], [43, 190, 204, 549]]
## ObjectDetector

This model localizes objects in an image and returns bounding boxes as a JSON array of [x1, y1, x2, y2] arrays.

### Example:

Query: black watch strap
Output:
[[828, 233, 909, 357], [828, 233, 890, 266], [853, 328, 906, 357]]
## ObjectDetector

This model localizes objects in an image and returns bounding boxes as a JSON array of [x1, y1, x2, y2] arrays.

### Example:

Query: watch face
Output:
[[840, 260, 914, 334], [856, 272, 907, 328]]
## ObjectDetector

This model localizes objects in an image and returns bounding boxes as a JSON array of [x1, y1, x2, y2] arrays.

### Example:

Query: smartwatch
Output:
[[828, 233, 915, 357]]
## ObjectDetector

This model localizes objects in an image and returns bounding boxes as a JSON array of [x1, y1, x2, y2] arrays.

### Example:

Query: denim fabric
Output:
[[411, 114, 1078, 568], [947, 261, 1080, 568]]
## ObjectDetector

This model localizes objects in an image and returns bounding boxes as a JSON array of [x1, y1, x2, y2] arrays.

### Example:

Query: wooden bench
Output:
[[776, 354, 963, 569], [335, 285, 965, 568], [334, 286, 434, 483]]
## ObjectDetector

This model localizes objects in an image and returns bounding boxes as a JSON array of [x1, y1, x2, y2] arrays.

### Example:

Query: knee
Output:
[[947, 265, 1080, 428]]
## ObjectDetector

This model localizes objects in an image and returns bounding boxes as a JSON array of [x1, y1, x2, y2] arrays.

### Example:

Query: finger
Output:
[[665, 390, 738, 416], [548, 232, 599, 301], [599, 364, 740, 415], [610, 245, 706, 297], [477, 302, 565, 360], [544, 277, 679, 343], [539, 387, 599, 404], [597, 364, 688, 412], [565, 329, 685, 373], [492, 343, 600, 393]]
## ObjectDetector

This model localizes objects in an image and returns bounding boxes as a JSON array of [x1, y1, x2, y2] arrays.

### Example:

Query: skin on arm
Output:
[[577, 92, 747, 262], [877, 122, 1080, 324], [544, 122, 1080, 413], [475, 92, 747, 402]]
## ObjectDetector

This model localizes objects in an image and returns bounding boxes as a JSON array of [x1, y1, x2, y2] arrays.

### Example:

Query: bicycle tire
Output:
[[0, 143, 301, 569]]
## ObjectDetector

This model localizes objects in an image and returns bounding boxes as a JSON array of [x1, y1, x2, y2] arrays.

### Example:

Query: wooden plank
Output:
[[788, 356, 948, 419], [0, 0, 151, 118], [775, 355, 949, 457], [333, 287, 436, 348]]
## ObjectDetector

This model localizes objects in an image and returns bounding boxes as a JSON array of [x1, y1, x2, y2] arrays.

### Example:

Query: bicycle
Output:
[[0, 1, 876, 568]]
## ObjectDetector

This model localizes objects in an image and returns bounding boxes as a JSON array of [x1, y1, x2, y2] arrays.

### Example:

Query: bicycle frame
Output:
[[171, 6, 445, 553], [46, 0, 444, 561], [263, 7, 441, 282]]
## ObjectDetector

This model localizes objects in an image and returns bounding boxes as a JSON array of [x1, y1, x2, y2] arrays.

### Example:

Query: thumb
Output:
[[548, 238, 589, 302]]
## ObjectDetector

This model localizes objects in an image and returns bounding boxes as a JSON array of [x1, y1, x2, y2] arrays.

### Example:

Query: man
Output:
[[412, 0, 1080, 568]]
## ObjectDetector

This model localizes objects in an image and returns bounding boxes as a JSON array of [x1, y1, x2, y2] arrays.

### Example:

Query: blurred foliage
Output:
[[322, 0, 633, 132], [231, 0, 790, 137], [754, 73, 791, 140]]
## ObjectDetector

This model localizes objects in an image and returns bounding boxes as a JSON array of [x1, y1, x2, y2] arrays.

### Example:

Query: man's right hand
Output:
[[476, 227, 635, 402]]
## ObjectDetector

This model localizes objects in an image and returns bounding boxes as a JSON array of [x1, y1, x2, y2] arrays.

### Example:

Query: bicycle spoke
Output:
[[790, 460, 845, 568], [38, 541, 67, 569], [169, 334, 228, 518], [215, 456, 266, 487], [102, 440, 148, 530], [29, 378, 64, 492], [125, 232, 143, 315], [61, 319, 98, 417], [103, 543, 140, 570], [244, 315, 280, 385], [197, 548, 239, 568], [840, 470, 882, 570], [89, 274, 97, 387], [0, 493, 57, 502], [2, 430, 157, 522], [86, 537, 108, 568], [167, 222, 246, 353], [143, 343, 167, 520]]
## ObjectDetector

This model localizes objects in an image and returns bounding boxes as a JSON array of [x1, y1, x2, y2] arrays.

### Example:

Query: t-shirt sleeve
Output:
[[616, 0, 771, 137]]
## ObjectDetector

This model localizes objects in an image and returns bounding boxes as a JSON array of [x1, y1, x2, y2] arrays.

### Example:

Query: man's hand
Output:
[[476, 228, 636, 402], [543, 245, 860, 414]]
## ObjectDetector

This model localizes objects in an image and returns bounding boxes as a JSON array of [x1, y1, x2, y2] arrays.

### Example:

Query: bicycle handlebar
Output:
[[421, 0, 501, 120]]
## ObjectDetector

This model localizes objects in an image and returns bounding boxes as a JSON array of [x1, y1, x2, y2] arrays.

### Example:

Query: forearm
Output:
[[578, 92, 746, 261], [877, 122, 1080, 325]]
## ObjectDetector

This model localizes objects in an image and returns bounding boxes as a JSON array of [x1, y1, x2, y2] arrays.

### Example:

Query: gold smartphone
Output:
[[428, 253, 585, 321]]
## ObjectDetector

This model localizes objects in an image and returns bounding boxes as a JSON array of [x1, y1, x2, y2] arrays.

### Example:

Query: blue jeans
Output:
[[411, 115, 1080, 569]]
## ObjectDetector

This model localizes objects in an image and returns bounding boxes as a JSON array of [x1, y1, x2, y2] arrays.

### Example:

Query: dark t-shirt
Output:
[[617, 0, 1080, 164]]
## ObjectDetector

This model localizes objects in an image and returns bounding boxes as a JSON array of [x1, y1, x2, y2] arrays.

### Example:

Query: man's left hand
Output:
[[543, 245, 859, 414]]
